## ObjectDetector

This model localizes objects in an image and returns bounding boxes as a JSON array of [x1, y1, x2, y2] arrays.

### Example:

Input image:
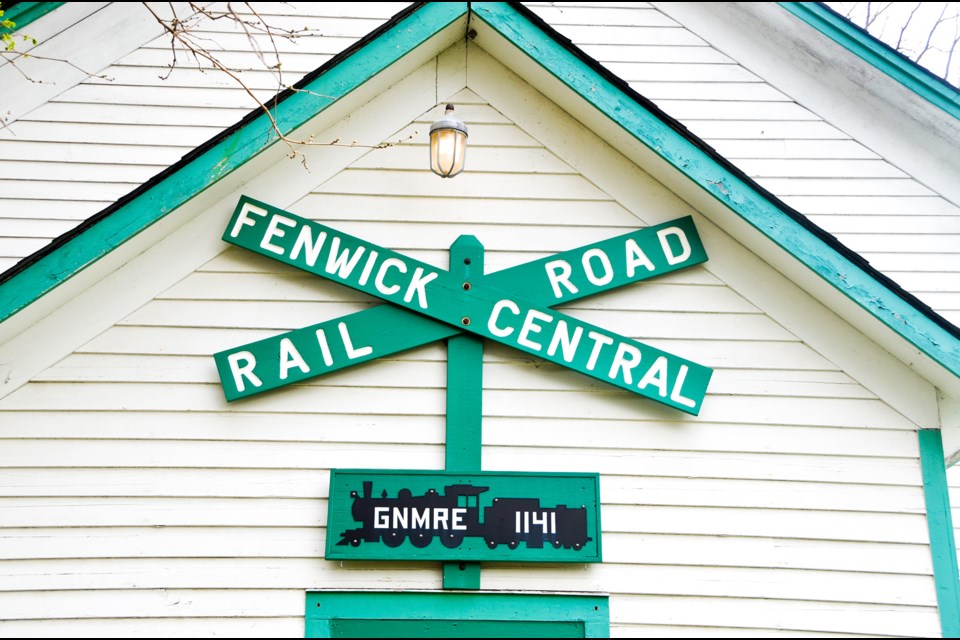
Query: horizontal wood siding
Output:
[[0, 0, 957, 335], [521, 2, 960, 327], [0, 83, 937, 637], [0, 2, 408, 275]]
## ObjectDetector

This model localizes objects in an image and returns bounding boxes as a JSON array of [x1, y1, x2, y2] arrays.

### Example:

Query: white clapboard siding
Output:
[[1, 0, 956, 329], [0, 2, 403, 272], [521, 2, 960, 325], [628, 81, 794, 102], [0, 81, 938, 639], [0, 557, 441, 592], [948, 465, 960, 581], [780, 195, 960, 216], [0, 618, 303, 638], [1, 4, 949, 634], [0, 526, 932, 574], [610, 625, 863, 638], [709, 139, 882, 160]]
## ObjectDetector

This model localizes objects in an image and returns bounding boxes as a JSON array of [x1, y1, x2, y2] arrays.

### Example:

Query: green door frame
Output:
[[305, 591, 610, 638]]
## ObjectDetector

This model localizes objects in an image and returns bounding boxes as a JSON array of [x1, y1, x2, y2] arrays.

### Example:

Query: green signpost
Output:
[[215, 196, 712, 414], [214, 195, 712, 590]]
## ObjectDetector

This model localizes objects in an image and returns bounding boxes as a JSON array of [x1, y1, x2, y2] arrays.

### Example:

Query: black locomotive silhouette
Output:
[[337, 481, 591, 551]]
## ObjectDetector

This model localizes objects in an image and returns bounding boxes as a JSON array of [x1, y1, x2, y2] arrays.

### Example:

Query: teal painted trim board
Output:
[[919, 429, 960, 637], [0, 2, 468, 324], [780, 2, 960, 122], [305, 591, 610, 638], [470, 2, 960, 381], [0, 2, 63, 36]]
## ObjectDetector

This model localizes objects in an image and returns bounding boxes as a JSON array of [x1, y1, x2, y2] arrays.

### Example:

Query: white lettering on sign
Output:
[[291, 225, 326, 266], [516, 511, 557, 534], [411, 508, 429, 529], [279, 338, 310, 380], [373, 507, 469, 530], [261, 214, 296, 255], [315, 329, 334, 367], [547, 320, 583, 363], [358, 250, 379, 286], [224, 320, 374, 395], [609, 342, 642, 384], [482, 297, 701, 411], [625, 238, 655, 276], [582, 249, 613, 286], [670, 365, 697, 408], [488, 299, 520, 337], [339, 322, 373, 359], [658, 226, 692, 265], [325, 237, 366, 278], [403, 267, 439, 309], [236, 209, 442, 312], [517, 309, 554, 351], [543, 229, 699, 300], [227, 351, 262, 392], [375, 258, 406, 296], [585, 331, 614, 371], [545, 260, 578, 298], [229, 202, 267, 238], [637, 355, 668, 397]]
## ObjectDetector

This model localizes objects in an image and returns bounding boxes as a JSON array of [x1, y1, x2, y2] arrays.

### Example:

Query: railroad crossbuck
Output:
[[215, 196, 714, 414]]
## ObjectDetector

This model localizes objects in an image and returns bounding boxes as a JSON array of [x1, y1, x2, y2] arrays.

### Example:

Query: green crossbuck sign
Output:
[[215, 196, 713, 415]]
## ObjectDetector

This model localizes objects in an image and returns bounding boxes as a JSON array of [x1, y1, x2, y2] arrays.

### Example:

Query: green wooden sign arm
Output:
[[219, 196, 712, 414], [443, 235, 484, 590], [214, 211, 705, 402]]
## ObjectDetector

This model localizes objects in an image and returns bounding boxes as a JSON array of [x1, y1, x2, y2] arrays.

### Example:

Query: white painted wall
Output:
[[0, 2, 408, 273], [2, 2, 957, 331], [0, 44, 941, 637]]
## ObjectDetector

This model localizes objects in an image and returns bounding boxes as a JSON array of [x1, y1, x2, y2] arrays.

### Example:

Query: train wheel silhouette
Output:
[[507, 540, 519, 549], [441, 533, 463, 548], [552, 539, 562, 549], [410, 532, 433, 548], [486, 539, 497, 549], [383, 532, 404, 547]]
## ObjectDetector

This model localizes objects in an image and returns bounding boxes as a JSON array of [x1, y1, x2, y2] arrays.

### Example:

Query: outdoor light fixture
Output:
[[429, 103, 468, 178]]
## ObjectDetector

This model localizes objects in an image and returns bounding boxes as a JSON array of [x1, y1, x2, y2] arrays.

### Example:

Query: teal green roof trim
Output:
[[780, 2, 960, 121], [0, 2, 467, 323], [0, 2, 64, 38], [919, 429, 960, 637], [470, 2, 960, 382], [1, 2, 959, 388]]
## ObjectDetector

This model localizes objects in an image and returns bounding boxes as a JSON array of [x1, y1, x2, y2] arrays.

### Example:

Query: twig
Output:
[[142, 1, 413, 163], [895, 2, 922, 50], [1, 50, 113, 83]]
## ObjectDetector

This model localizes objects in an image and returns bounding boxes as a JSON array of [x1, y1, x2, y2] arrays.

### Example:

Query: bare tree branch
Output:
[[916, 3, 949, 64], [142, 2, 417, 164], [0, 50, 113, 83], [831, 1, 960, 85], [896, 2, 923, 50], [945, 10, 960, 78], [866, 2, 895, 29]]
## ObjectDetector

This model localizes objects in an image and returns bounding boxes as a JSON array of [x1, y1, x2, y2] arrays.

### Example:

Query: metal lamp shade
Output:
[[429, 104, 468, 178]]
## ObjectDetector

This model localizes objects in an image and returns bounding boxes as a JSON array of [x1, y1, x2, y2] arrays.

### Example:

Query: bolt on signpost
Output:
[[215, 196, 712, 588]]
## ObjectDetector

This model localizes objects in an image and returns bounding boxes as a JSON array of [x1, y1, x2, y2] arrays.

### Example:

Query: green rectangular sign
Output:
[[305, 592, 611, 638], [217, 196, 713, 414], [326, 469, 602, 563]]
